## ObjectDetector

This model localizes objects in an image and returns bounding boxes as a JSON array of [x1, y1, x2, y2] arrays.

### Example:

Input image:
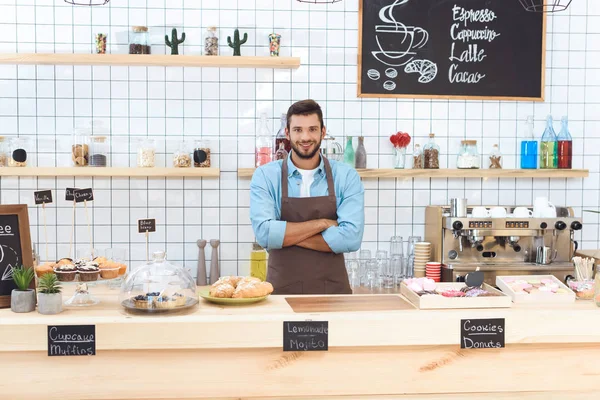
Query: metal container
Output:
[[536, 246, 557, 265], [450, 198, 468, 218]]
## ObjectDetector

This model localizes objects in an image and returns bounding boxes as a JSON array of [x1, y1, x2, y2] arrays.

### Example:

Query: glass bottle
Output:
[[423, 133, 440, 169], [137, 138, 156, 168], [173, 140, 192, 168], [456, 140, 480, 169], [255, 113, 273, 167], [520, 115, 538, 169], [557, 116, 572, 169], [412, 144, 423, 169], [129, 26, 151, 54], [274, 113, 291, 154], [204, 26, 219, 56], [89, 136, 109, 167], [343, 136, 355, 167], [250, 242, 267, 282], [540, 115, 558, 169], [193, 139, 211, 168], [274, 142, 288, 161], [0, 136, 7, 167], [355, 136, 367, 169], [488, 144, 502, 169]]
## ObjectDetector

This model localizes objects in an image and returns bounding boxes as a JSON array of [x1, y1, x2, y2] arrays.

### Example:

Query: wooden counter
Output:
[[1, 287, 600, 400]]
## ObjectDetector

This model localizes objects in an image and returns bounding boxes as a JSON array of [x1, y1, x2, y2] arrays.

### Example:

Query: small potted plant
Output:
[[37, 273, 63, 315], [10, 265, 36, 313], [389, 131, 411, 169]]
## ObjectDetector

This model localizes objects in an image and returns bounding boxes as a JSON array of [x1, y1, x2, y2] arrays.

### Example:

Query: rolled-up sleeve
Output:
[[321, 168, 365, 254], [250, 168, 286, 251]]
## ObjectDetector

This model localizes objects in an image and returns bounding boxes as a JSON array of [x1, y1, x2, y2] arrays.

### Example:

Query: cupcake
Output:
[[133, 295, 152, 309], [154, 295, 176, 309], [172, 292, 186, 306], [99, 261, 119, 279], [77, 262, 100, 282], [36, 262, 55, 277], [117, 263, 127, 276], [54, 264, 77, 281]]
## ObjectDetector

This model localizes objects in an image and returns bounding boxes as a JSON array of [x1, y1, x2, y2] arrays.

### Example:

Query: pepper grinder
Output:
[[196, 240, 208, 286], [209, 239, 220, 284]]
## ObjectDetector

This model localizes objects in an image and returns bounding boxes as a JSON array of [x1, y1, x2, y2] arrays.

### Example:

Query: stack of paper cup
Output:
[[425, 262, 442, 282], [413, 242, 431, 277]]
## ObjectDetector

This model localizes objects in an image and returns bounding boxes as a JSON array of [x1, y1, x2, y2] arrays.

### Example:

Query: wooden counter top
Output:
[[2, 286, 600, 352]]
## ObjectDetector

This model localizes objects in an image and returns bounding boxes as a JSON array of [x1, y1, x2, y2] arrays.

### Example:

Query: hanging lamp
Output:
[[518, 0, 572, 12], [64, 0, 110, 5]]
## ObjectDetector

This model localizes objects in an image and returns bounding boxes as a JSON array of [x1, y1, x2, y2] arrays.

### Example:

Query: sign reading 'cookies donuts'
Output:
[[283, 321, 329, 352], [460, 318, 505, 349], [358, 0, 545, 100]]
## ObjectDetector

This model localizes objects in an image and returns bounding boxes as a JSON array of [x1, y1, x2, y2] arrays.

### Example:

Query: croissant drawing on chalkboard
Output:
[[405, 60, 438, 84]]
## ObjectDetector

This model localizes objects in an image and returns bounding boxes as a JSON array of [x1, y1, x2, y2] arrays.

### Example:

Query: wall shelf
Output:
[[237, 168, 589, 179], [0, 53, 301, 69], [0, 167, 220, 178]]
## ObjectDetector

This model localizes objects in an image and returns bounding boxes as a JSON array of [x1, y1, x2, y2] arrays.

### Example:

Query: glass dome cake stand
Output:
[[61, 275, 121, 307]]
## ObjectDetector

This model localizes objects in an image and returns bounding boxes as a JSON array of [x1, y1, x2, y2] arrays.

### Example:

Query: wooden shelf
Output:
[[0, 167, 220, 178], [238, 168, 589, 179], [0, 53, 301, 69]]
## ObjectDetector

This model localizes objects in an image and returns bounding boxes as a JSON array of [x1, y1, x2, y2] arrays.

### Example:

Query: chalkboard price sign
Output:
[[74, 188, 94, 203], [460, 318, 505, 349], [48, 325, 96, 357], [65, 188, 78, 202], [283, 321, 328, 352], [138, 219, 156, 233], [358, 0, 545, 100], [34, 190, 53, 205]]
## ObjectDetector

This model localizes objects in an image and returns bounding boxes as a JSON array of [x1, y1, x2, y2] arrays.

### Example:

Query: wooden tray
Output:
[[285, 295, 415, 313], [496, 275, 576, 303], [400, 282, 512, 310]]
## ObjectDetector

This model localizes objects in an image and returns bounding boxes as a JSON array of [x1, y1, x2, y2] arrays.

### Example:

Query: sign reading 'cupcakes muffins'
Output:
[[358, 0, 545, 100], [283, 321, 328, 352], [47, 325, 96, 356], [460, 318, 505, 349]]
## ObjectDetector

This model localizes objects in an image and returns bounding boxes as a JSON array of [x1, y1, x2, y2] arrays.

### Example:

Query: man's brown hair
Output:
[[286, 99, 324, 131]]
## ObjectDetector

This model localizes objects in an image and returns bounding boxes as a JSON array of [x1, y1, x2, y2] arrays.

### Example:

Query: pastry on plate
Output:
[[77, 262, 100, 281], [54, 264, 77, 281], [209, 283, 235, 298], [172, 292, 186, 306], [98, 261, 119, 279], [212, 276, 243, 288], [36, 262, 55, 277], [154, 295, 176, 309], [133, 295, 152, 309], [56, 258, 73, 266], [232, 281, 274, 298]]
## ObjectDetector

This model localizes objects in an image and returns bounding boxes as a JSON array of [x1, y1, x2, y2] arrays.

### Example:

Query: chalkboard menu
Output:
[[283, 321, 328, 351], [358, 0, 546, 100], [48, 325, 96, 356], [461, 318, 505, 349], [0, 205, 33, 308]]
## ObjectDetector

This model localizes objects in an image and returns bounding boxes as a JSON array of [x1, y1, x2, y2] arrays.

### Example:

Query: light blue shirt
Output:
[[250, 155, 365, 254]]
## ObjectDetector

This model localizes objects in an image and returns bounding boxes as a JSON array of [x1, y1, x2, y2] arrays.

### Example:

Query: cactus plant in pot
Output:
[[37, 273, 63, 315], [10, 266, 36, 313]]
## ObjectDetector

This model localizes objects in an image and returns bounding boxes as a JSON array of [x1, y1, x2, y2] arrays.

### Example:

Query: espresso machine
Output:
[[425, 205, 583, 285]]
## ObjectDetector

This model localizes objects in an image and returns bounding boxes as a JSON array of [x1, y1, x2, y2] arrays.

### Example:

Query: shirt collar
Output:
[[287, 153, 325, 178]]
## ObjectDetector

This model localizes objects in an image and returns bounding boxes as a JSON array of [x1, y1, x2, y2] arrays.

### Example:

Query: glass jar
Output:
[[423, 133, 440, 169], [456, 140, 480, 169], [9, 137, 31, 167], [193, 139, 211, 168], [129, 26, 151, 54], [89, 136, 109, 167], [0, 136, 7, 167], [412, 144, 423, 169], [119, 250, 198, 313], [137, 138, 156, 168], [173, 141, 192, 168], [250, 242, 267, 281], [488, 144, 502, 169], [204, 26, 218, 56], [255, 113, 273, 167], [71, 133, 89, 167]]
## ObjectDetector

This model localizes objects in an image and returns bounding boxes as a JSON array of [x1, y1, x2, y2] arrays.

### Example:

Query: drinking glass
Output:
[[390, 236, 403, 257], [375, 250, 388, 260], [366, 259, 380, 291], [346, 259, 360, 289], [408, 236, 422, 257], [380, 258, 394, 289], [359, 249, 371, 285], [390, 255, 403, 286]]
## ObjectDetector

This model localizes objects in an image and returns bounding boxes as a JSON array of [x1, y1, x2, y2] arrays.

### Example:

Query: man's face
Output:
[[286, 114, 325, 160]]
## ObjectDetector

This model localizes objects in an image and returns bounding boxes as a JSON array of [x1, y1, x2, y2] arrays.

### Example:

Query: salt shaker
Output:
[[209, 239, 220, 284], [196, 240, 207, 286]]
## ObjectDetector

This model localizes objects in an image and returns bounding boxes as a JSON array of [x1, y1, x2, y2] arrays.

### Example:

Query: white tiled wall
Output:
[[0, 0, 599, 275]]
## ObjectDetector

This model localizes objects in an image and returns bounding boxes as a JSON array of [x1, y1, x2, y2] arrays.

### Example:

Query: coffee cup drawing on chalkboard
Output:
[[373, 0, 429, 67]]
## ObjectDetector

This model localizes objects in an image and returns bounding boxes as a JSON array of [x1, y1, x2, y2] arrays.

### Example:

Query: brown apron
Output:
[[266, 155, 352, 295]]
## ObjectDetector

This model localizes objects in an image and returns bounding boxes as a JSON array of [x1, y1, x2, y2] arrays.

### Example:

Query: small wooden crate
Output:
[[400, 282, 512, 310], [496, 275, 576, 304]]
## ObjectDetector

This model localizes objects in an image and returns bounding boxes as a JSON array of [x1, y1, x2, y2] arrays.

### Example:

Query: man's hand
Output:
[[282, 219, 337, 248]]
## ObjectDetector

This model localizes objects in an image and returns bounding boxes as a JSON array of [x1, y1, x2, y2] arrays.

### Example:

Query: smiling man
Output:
[[250, 99, 365, 295]]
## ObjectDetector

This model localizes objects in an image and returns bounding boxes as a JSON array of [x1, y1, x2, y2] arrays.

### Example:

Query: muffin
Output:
[[99, 261, 119, 279], [172, 292, 186, 306], [36, 262, 55, 277], [78, 262, 100, 282], [93, 256, 107, 266], [133, 295, 152, 309], [154, 295, 176, 309], [54, 264, 77, 281], [117, 263, 127, 276], [56, 258, 73, 266]]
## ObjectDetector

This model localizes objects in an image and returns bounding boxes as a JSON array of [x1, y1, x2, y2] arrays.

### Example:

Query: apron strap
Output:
[[322, 156, 336, 198], [281, 155, 289, 200]]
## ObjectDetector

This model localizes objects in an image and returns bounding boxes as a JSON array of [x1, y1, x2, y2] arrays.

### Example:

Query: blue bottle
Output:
[[520, 115, 538, 169]]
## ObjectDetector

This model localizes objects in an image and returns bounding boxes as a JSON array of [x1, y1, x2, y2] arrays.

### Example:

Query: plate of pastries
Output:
[[199, 276, 274, 305]]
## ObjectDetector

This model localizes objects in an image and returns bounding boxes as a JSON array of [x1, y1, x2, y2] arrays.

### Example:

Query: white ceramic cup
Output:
[[513, 207, 533, 218], [472, 206, 489, 218], [534, 197, 556, 218], [541, 207, 557, 218], [490, 207, 507, 218]]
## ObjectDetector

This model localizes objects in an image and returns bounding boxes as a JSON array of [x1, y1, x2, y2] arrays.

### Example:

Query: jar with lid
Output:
[[173, 141, 192, 168], [72, 133, 90, 167], [129, 26, 151, 54], [0, 136, 7, 167], [119, 250, 198, 313], [412, 144, 424, 169], [250, 243, 267, 281], [193, 139, 211, 168], [488, 144, 502, 169], [456, 140, 480, 169], [9, 137, 31, 167], [423, 133, 440, 169], [137, 138, 156, 168], [204, 27, 219, 56], [89, 136, 109, 167]]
